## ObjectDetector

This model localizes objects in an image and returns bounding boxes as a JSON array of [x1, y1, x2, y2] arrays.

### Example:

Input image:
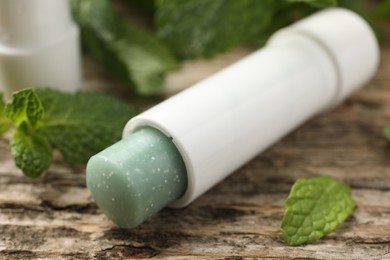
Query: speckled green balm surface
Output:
[[86, 127, 187, 228]]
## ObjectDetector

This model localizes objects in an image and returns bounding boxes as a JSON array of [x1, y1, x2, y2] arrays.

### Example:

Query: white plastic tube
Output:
[[124, 8, 379, 207], [0, 0, 81, 97]]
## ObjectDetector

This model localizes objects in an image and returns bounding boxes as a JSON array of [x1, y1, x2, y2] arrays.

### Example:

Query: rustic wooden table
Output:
[[1, 24, 390, 260]]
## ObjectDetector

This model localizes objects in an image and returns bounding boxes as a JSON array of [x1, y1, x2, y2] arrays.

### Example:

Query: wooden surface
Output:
[[1, 30, 390, 260]]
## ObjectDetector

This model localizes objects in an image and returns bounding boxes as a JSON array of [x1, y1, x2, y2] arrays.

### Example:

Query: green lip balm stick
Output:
[[87, 127, 187, 228], [86, 8, 379, 228]]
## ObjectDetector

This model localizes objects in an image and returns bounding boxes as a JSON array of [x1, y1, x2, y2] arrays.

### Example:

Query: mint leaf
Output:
[[0, 93, 12, 136], [4, 89, 51, 178], [246, 2, 314, 47], [287, 0, 336, 7], [125, 0, 155, 12], [282, 176, 355, 246], [71, 0, 177, 96], [383, 124, 390, 142], [11, 127, 52, 179], [155, 0, 338, 59], [5, 89, 44, 128], [375, 0, 390, 19], [36, 89, 137, 164], [156, 0, 276, 59], [3, 88, 137, 178]]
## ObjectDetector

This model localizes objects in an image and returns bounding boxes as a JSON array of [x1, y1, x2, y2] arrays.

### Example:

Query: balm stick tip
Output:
[[86, 127, 187, 228]]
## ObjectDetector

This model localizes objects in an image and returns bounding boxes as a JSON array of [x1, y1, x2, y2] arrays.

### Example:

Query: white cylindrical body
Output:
[[0, 0, 81, 96], [124, 8, 379, 207]]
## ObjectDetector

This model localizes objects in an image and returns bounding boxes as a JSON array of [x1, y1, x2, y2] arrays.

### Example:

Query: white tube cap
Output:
[[270, 8, 380, 107], [0, 0, 81, 97]]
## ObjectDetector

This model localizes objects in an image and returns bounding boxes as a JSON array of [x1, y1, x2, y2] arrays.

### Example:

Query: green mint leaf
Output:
[[4, 89, 50, 178], [4, 89, 44, 128], [282, 176, 355, 246], [156, 0, 276, 59], [3, 88, 137, 178], [36, 89, 137, 164], [287, 0, 337, 7], [11, 127, 52, 179], [383, 124, 390, 142], [125, 0, 155, 12], [0, 93, 12, 136], [374, 0, 390, 19], [71, 0, 177, 96], [246, 2, 314, 47]]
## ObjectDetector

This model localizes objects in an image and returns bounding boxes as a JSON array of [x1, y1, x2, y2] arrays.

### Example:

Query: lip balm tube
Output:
[[0, 0, 81, 97], [87, 8, 379, 228]]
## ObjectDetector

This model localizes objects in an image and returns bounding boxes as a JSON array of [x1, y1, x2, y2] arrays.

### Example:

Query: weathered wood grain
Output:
[[1, 23, 390, 260]]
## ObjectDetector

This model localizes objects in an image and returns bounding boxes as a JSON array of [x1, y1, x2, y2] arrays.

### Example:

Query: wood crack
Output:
[[40, 200, 98, 214], [95, 244, 161, 258]]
